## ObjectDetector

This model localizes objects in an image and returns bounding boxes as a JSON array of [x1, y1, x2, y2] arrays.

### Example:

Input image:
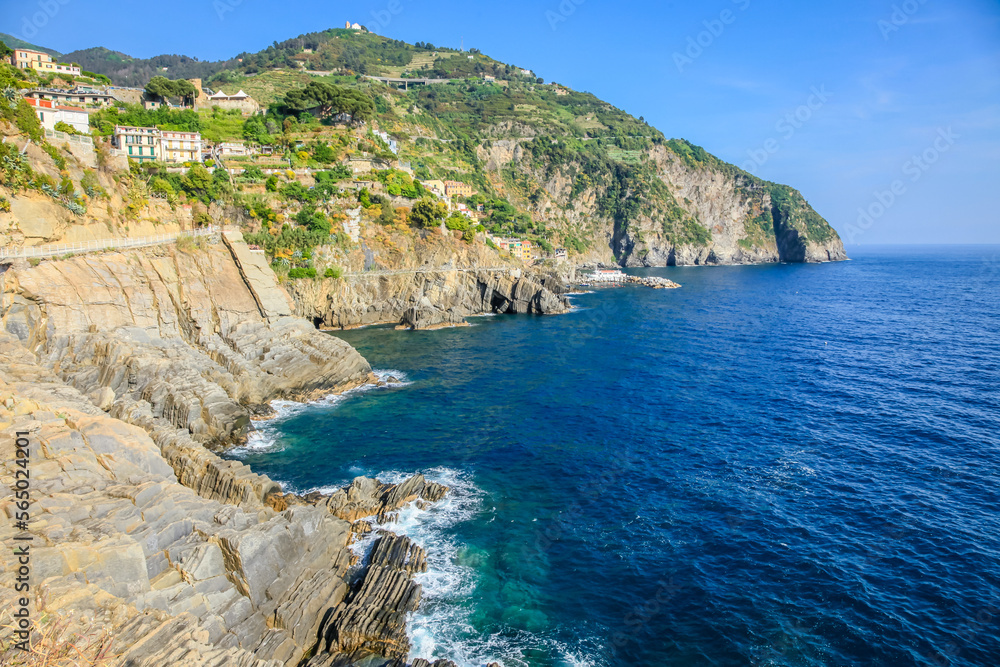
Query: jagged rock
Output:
[[310, 534, 427, 665], [325, 474, 449, 523], [288, 266, 568, 330]]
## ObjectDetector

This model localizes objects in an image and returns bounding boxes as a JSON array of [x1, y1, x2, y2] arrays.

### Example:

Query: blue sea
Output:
[[228, 246, 1000, 666]]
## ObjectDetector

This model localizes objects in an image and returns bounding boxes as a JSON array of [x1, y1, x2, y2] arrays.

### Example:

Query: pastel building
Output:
[[160, 130, 203, 163], [113, 126, 160, 162], [494, 237, 536, 262], [10, 49, 81, 76], [444, 180, 474, 198]]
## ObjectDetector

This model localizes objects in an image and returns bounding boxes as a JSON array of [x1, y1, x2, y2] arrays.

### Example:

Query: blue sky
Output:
[[3, 0, 998, 244]]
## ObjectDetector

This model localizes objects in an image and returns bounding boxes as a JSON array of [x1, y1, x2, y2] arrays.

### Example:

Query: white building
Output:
[[588, 269, 627, 283], [24, 98, 90, 134]]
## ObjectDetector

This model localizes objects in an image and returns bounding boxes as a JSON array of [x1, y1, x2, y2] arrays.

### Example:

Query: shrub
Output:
[[324, 266, 343, 279], [54, 121, 80, 135], [288, 267, 317, 279]]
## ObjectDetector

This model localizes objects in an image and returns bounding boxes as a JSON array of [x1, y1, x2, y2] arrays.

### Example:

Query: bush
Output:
[[265, 175, 279, 191], [288, 267, 317, 279], [54, 121, 80, 135], [445, 213, 470, 232], [324, 266, 343, 279]]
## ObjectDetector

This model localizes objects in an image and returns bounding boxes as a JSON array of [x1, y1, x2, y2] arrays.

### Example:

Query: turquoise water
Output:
[[228, 246, 1000, 666]]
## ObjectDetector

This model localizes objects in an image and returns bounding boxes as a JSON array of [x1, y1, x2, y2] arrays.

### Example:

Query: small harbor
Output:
[[577, 268, 681, 290]]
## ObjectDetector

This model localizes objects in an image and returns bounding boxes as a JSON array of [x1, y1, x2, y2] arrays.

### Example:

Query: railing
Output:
[[342, 266, 512, 278], [0, 225, 242, 261], [44, 129, 93, 145]]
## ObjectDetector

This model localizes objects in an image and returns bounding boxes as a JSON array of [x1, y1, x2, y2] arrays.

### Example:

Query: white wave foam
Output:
[[227, 371, 411, 458], [351, 468, 603, 667]]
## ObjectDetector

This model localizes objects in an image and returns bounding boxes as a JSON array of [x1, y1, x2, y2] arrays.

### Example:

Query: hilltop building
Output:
[[9, 49, 81, 76], [189, 79, 260, 114], [345, 21, 364, 30]]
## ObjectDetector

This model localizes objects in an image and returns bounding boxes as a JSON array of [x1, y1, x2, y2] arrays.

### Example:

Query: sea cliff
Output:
[[0, 233, 461, 666]]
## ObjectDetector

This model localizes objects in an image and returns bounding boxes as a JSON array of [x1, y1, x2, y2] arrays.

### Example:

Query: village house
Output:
[[24, 87, 113, 108], [10, 49, 81, 76], [493, 237, 536, 262], [482, 74, 496, 83], [589, 268, 627, 283], [218, 141, 250, 157], [554, 248, 569, 260], [421, 179, 446, 196], [345, 155, 391, 174], [23, 98, 90, 134], [444, 180, 474, 198], [113, 126, 160, 162], [160, 130, 203, 164]]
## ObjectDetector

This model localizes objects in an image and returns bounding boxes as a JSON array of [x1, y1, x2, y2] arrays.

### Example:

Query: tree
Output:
[[536, 77, 544, 85], [145, 76, 197, 106], [283, 81, 374, 125], [409, 198, 447, 228]]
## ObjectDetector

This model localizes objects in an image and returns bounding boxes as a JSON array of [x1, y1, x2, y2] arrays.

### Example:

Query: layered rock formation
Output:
[[289, 267, 570, 330], [0, 334, 453, 666], [0, 234, 460, 665]]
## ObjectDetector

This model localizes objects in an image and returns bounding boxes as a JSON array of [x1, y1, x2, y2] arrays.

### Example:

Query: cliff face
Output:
[[289, 228, 569, 330], [0, 234, 459, 666], [2, 237, 372, 448], [477, 138, 847, 267], [289, 268, 569, 330]]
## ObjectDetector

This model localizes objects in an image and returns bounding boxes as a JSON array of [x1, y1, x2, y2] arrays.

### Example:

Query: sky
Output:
[[2, 0, 998, 245]]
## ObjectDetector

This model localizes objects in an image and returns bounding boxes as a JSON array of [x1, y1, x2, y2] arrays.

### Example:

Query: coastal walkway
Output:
[[0, 225, 241, 261], [342, 266, 511, 278]]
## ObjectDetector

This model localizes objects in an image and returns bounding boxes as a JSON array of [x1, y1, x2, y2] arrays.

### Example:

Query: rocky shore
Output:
[[0, 234, 473, 666], [287, 267, 570, 331]]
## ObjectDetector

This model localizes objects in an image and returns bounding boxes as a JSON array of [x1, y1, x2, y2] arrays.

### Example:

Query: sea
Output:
[[226, 245, 1000, 666]]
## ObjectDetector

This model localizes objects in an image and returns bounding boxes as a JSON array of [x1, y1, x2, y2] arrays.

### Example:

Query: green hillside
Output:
[[0, 32, 62, 58], [0, 26, 842, 266]]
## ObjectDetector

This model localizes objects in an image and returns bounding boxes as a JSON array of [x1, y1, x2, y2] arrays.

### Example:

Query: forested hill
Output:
[[2, 27, 845, 266], [58, 47, 239, 84]]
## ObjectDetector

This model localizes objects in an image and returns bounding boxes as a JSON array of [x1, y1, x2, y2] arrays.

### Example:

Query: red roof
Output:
[[55, 105, 87, 112]]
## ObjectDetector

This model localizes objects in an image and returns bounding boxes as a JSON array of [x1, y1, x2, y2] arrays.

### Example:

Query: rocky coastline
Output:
[[0, 234, 476, 666], [286, 267, 571, 331]]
